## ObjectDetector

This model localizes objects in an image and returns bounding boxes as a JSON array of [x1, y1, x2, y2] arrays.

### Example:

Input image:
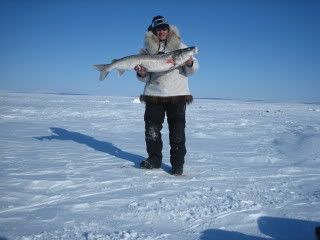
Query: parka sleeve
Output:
[[136, 72, 150, 83], [184, 57, 199, 76], [180, 43, 199, 76]]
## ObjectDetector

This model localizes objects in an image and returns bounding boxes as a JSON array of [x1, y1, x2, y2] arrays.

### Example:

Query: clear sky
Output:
[[1, 0, 319, 102]]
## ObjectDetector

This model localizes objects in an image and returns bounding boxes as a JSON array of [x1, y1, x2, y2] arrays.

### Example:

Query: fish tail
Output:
[[93, 64, 112, 81]]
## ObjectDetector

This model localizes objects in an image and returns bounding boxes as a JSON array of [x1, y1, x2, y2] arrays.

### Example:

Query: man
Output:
[[135, 16, 199, 175]]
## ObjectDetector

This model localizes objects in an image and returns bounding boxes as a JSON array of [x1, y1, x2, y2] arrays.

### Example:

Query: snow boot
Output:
[[140, 157, 161, 169], [171, 166, 183, 176], [316, 226, 320, 240]]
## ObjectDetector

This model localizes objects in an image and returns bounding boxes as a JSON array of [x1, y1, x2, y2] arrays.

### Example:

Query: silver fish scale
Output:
[[113, 54, 173, 72]]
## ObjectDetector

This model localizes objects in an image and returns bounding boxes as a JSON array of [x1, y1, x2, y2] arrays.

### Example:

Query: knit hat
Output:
[[148, 16, 170, 32]]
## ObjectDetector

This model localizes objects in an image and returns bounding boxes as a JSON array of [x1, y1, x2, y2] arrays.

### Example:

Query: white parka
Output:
[[137, 25, 199, 99]]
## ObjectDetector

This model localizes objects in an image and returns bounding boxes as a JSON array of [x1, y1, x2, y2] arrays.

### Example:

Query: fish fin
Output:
[[99, 71, 109, 80], [93, 64, 111, 81], [117, 69, 125, 76]]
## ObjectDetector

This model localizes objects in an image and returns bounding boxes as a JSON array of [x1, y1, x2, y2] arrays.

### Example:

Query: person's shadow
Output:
[[199, 216, 320, 240], [34, 127, 146, 168]]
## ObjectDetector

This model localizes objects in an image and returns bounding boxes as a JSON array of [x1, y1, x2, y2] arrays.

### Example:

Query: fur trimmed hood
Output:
[[144, 25, 181, 54], [137, 24, 198, 99]]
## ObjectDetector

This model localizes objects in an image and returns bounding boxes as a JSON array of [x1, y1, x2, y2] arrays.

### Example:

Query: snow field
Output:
[[0, 92, 319, 239]]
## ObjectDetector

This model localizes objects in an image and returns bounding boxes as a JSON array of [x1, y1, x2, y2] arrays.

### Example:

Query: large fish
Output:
[[93, 46, 198, 80]]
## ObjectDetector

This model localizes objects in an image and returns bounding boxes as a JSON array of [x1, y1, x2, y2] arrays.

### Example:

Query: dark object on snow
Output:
[[316, 226, 320, 240]]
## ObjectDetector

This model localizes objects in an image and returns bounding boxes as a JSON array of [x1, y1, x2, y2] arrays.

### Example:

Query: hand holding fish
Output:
[[134, 65, 147, 77], [185, 57, 193, 67]]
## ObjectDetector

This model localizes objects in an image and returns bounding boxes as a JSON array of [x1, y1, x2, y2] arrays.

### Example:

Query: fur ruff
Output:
[[140, 95, 193, 105], [144, 25, 181, 54]]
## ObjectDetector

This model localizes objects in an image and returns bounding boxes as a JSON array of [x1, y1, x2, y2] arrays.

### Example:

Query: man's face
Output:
[[156, 27, 169, 41]]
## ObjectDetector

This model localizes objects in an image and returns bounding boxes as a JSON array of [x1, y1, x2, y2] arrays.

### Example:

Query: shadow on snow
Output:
[[200, 216, 320, 240], [34, 127, 145, 168]]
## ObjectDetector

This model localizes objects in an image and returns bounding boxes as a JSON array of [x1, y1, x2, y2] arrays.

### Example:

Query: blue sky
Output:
[[1, 0, 319, 102]]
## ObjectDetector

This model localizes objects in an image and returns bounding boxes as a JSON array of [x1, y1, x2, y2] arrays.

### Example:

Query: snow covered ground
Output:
[[0, 92, 319, 240]]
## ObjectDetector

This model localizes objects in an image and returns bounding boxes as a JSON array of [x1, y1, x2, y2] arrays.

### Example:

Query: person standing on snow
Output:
[[135, 16, 199, 175]]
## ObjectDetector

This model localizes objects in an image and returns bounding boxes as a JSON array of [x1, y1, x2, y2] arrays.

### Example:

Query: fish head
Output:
[[193, 46, 199, 54], [172, 46, 198, 65], [186, 46, 198, 54]]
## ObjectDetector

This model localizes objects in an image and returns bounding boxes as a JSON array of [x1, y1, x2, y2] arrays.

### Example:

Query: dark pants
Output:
[[144, 101, 186, 168]]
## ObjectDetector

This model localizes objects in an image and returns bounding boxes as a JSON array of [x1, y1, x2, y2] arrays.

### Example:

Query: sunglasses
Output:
[[155, 26, 169, 31]]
